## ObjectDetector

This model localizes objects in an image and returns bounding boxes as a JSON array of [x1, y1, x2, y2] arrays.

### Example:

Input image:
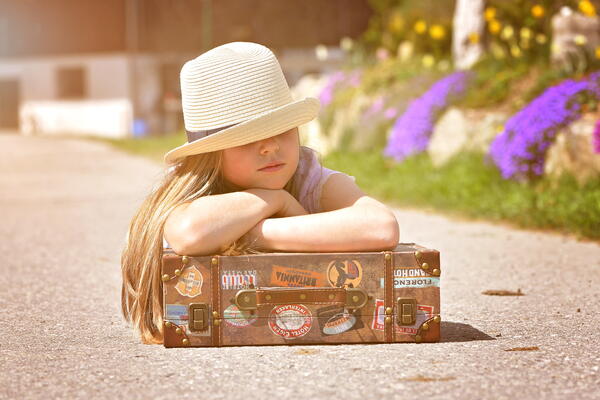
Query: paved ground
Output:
[[1, 133, 599, 400]]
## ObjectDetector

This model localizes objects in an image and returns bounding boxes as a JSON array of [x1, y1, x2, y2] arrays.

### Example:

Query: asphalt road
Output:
[[1, 133, 599, 400]]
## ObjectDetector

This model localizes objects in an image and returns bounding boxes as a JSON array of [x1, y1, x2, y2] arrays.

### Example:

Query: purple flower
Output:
[[363, 96, 386, 119], [488, 71, 600, 180], [383, 71, 473, 162], [318, 69, 362, 107], [383, 107, 398, 119], [594, 119, 600, 154]]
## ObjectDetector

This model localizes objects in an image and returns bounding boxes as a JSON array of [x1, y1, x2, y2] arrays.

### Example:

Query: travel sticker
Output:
[[271, 265, 326, 287], [268, 304, 312, 339], [223, 304, 258, 328], [316, 305, 363, 336], [326, 259, 363, 288], [165, 304, 188, 323], [174, 266, 203, 298], [221, 269, 257, 290], [371, 299, 434, 335], [379, 267, 440, 289]]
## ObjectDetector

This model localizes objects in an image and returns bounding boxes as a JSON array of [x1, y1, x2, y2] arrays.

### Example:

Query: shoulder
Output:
[[319, 172, 365, 212], [320, 172, 393, 213]]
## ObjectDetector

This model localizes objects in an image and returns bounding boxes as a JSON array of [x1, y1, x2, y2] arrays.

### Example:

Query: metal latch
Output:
[[397, 297, 417, 325], [188, 303, 208, 331]]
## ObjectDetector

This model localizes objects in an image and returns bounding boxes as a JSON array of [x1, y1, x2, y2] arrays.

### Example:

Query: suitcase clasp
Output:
[[188, 303, 209, 331], [396, 297, 417, 325]]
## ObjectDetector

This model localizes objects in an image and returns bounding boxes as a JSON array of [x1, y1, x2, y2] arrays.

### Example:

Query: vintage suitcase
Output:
[[161, 242, 441, 348]]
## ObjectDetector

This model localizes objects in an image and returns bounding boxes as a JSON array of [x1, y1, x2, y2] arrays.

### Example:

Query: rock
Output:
[[326, 91, 372, 151], [350, 108, 394, 152], [428, 108, 470, 167], [551, 8, 600, 74], [427, 107, 507, 167], [463, 109, 507, 153], [544, 112, 600, 185]]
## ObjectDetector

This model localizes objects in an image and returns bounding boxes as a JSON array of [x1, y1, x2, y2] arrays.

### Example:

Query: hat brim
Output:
[[164, 97, 320, 165]]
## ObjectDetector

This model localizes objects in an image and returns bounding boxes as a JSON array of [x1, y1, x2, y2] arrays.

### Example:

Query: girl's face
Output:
[[221, 127, 300, 190]]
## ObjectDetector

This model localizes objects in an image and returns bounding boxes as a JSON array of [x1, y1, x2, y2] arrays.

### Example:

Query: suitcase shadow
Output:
[[440, 321, 495, 342]]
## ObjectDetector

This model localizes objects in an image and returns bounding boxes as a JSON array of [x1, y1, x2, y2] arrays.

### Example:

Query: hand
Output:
[[274, 190, 308, 218]]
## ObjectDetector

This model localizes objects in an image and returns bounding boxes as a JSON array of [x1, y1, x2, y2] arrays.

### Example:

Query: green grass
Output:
[[84, 132, 600, 242], [322, 147, 600, 242], [82, 132, 186, 163]]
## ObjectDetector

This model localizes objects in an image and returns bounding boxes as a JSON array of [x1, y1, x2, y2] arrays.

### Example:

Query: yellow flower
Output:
[[596, 46, 600, 58], [422, 54, 435, 68], [484, 7, 497, 21], [574, 34, 588, 45], [414, 20, 427, 34], [535, 33, 547, 44], [510, 44, 522, 57], [501, 25, 514, 40], [388, 13, 404, 33], [468, 32, 480, 44], [437, 59, 450, 71], [520, 27, 532, 40], [429, 24, 446, 40], [579, 0, 597, 17], [490, 42, 506, 59], [551, 42, 561, 54], [488, 20, 502, 35], [531, 5, 545, 18], [340, 37, 354, 51]]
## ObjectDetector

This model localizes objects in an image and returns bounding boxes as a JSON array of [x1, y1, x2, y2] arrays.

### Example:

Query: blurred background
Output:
[[1, 0, 599, 240], [0, 0, 372, 137]]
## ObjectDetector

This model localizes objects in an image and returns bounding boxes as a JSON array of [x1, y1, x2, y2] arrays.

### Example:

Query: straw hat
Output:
[[164, 41, 321, 165]]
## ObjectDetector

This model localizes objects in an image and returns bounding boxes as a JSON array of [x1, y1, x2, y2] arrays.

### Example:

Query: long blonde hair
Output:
[[120, 144, 318, 344]]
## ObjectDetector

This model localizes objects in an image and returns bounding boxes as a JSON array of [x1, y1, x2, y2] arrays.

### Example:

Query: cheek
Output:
[[222, 150, 254, 184]]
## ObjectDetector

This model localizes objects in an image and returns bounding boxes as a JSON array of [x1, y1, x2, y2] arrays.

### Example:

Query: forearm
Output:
[[249, 205, 400, 252], [181, 189, 281, 255]]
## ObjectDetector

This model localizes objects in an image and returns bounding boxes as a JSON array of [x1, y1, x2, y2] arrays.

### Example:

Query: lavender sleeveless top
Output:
[[162, 146, 355, 249]]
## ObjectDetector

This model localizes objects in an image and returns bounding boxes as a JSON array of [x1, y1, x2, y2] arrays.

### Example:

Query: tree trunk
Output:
[[452, 0, 485, 69]]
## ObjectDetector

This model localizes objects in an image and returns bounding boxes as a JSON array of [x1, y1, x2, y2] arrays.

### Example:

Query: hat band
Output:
[[186, 123, 239, 143]]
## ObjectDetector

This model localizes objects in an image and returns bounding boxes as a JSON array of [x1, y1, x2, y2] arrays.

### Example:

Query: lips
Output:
[[259, 162, 285, 171]]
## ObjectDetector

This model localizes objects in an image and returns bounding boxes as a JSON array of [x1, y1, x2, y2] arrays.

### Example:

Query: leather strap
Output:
[[234, 287, 369, 311], [384, 251, 394, 343], [256, 287, 346, 305], [210, 256, 221, 347]]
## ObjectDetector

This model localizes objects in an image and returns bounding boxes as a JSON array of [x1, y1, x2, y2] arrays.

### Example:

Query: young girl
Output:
[[120, 42, 399, 344]]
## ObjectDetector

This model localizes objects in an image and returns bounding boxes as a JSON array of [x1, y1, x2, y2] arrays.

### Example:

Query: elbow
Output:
[[168, 232, 197, 256], [166, 221, 207, 256], [177, 230, 217, 256], [377, 211, 400, 250]]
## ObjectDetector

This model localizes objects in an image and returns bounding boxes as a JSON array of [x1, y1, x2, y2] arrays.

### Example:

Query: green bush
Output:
[[323, 147, 600, 240]]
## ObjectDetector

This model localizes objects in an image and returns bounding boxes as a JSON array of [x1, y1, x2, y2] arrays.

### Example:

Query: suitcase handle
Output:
[[234, 287, 369, 311]]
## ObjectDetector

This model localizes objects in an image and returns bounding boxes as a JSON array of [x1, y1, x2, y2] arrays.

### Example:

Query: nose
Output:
[[259, 135, 279, 154]]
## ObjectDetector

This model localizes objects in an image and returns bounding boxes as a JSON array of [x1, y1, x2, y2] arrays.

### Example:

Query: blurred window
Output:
[[56, 67, 86, 99]]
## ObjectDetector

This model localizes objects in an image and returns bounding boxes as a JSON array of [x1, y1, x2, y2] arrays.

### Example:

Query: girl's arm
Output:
[[247, 198, 399, 252], [164, 188, 287, 256], [246, 174, 400, 252]]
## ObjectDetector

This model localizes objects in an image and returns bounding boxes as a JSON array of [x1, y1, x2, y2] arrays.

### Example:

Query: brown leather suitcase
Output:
[[161, 242, 441, 347]]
